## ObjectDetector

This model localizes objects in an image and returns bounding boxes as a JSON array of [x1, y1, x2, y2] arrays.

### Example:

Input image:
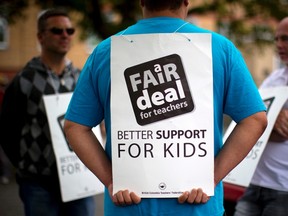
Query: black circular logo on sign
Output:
[[159, 182, 167, 190]]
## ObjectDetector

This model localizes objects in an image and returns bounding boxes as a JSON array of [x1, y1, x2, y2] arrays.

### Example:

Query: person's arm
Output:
[[214, 111, 267, 186], [269, 109, 288, 142], [0, 79, 26, 167], [178, 111, 267, 204], [64, 120, 141, 205], [64, 120, 112, 186]]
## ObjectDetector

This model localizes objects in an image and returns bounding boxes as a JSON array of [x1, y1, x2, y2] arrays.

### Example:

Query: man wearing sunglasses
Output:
[[0, 8, 95, 216]]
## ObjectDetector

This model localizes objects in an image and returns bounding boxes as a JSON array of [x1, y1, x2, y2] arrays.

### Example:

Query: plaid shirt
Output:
[[0, 57, 80, 180]]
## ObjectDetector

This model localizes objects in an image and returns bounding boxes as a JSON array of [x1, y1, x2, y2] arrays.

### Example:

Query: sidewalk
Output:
[[0, 175, 104, 216]]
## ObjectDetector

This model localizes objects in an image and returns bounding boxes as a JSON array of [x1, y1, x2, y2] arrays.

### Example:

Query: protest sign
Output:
[[44, 93, 104, 202], [111, 33, 214, 197], [223, 86, 288, 187]]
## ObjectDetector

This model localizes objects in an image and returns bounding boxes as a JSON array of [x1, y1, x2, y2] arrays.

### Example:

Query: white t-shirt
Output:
[[251, 67, 288, 191]]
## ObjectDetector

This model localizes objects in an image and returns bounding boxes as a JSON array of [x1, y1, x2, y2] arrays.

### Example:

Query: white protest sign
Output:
[[223, 86, 288, 187], [111, 33, 214, 198], [43, 93, 104, 202]]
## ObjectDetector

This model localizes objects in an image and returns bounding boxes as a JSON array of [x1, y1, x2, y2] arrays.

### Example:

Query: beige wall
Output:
[[0, 6, 39, 70], [242, 45, 275, 86], [0, 5, 90, 81]]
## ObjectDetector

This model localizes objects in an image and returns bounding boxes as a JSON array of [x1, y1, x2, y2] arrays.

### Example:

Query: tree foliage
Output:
[[189, 0, 288, 47], [0, 0, 140, 39], [1, 0, 288, 46]]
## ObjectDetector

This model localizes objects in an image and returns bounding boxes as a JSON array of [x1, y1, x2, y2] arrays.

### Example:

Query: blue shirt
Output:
[[66, 17, 266, 216]]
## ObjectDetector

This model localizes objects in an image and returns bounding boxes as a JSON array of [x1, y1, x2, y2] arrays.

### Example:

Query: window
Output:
[[0, 17, 9, 50]]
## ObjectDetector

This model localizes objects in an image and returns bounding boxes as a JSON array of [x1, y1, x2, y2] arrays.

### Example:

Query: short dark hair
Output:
[[37, 8, 70, 33], [142, 0, 185, 11]]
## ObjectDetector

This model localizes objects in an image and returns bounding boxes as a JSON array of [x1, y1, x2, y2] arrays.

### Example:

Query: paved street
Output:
[[0, 175, 104, 216]]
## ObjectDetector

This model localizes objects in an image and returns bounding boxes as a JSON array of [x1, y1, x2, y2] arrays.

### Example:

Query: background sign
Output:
[[223, 86, 288, 186], [111, 33, 214, 198], [44, 93, 104, 202]]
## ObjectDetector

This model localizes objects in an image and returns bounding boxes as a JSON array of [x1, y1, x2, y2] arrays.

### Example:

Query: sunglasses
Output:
[[275, 35, 288, 42], [48, 27, 75, 35]]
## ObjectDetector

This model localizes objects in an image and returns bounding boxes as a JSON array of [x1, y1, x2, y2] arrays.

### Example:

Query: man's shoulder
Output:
[[21, 57, 46, 74], [266, 67, 287, 79], [260, 67, 288, 88], [90, 37, 112, 59], [9, 58, 47, 87]]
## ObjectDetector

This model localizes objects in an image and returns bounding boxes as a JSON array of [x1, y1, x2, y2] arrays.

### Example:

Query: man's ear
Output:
[[184, 0, 189, 7], [37, 32, 42, 42]]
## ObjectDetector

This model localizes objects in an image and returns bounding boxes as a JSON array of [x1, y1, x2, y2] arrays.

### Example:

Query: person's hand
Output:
[[178, 188, 210, 204], [274, 109, 288, 139], [108, 183, 141, 206]]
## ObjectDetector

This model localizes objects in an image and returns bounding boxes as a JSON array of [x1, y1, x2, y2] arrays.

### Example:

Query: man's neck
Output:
[[40, 53, 67, 75], [141, 0, 188, 20], [143, 9, 185, 19]]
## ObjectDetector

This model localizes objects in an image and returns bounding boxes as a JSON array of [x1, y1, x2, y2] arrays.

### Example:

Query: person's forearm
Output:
[[269, 109, 288, 142], [214, 111, 267, 185], [269, 130, 287, 142], [64, 120, 112, 187]]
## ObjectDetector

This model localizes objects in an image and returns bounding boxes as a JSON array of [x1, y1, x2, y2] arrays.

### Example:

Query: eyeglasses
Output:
[[48, 27, 75, 35]]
